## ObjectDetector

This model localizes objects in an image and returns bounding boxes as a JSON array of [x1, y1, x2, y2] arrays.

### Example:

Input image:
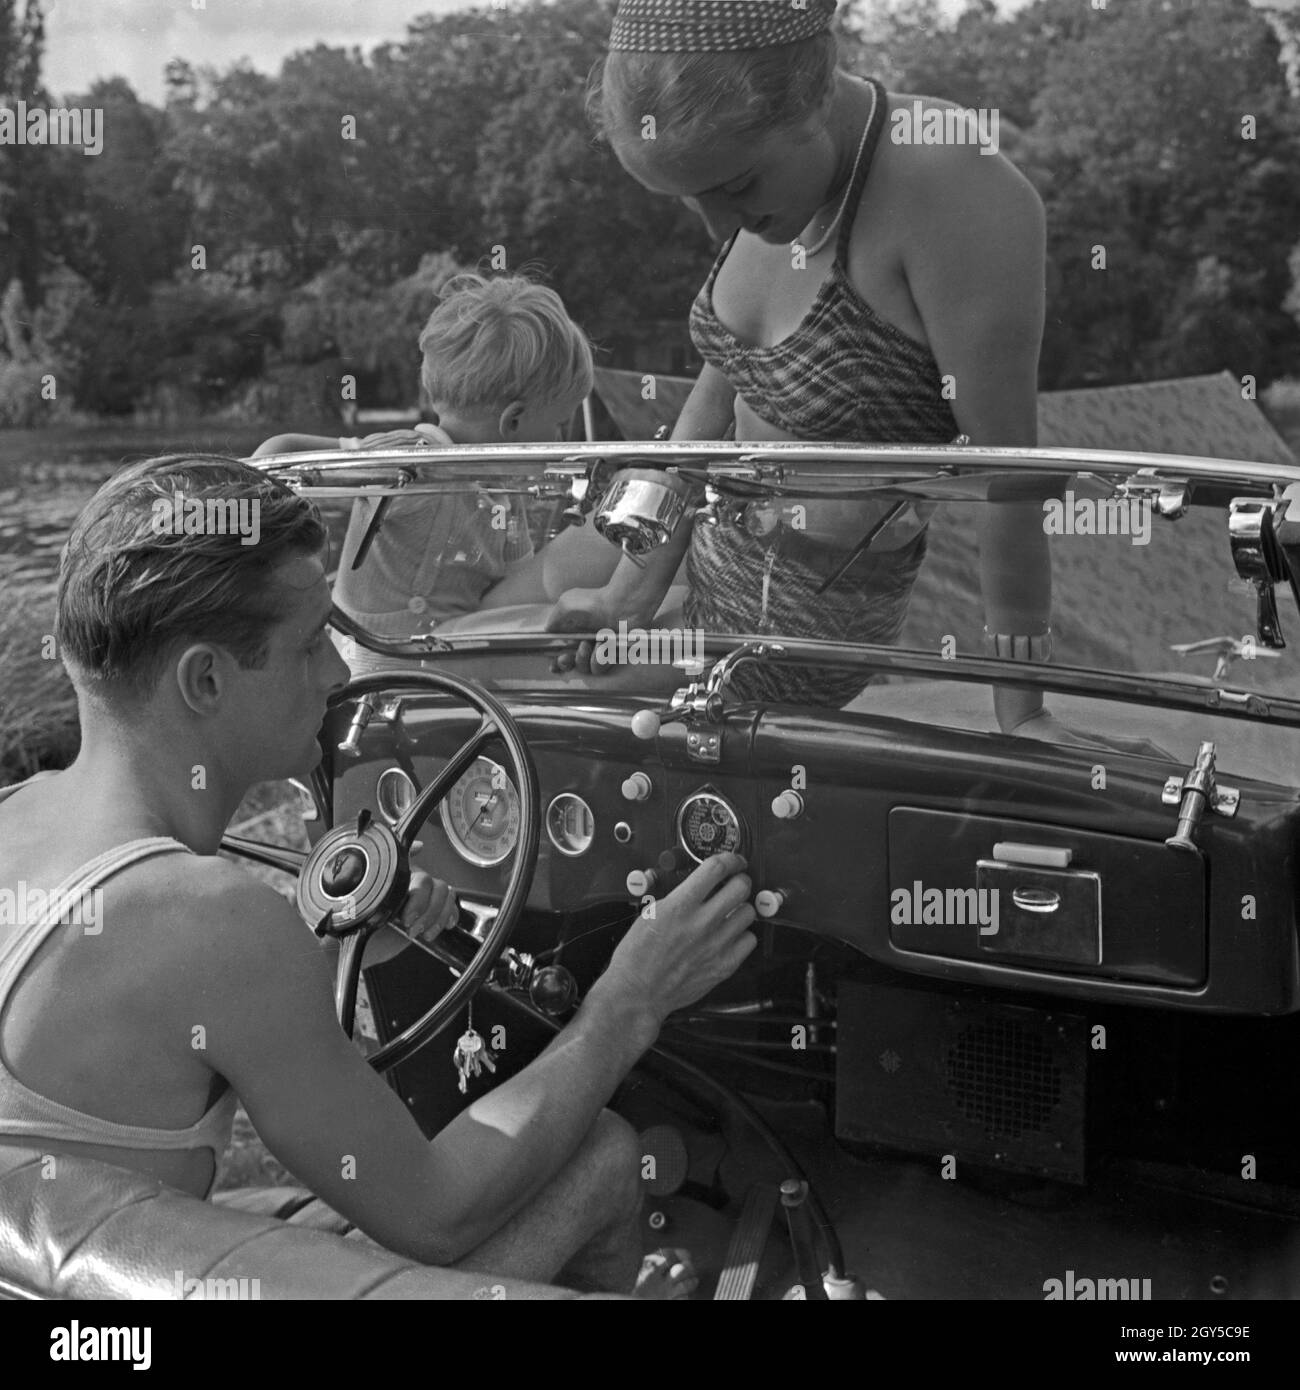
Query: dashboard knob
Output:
[[657, 846, 692, 875], [631, 710, 662, 740], [622, 772, 653, 802], [771, 790, 804, 820], [626, 868, 659, 898], [755, 889, 786, 919]]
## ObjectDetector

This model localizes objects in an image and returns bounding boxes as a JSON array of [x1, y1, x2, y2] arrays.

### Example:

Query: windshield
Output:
[[295, 448, 1300, 786]]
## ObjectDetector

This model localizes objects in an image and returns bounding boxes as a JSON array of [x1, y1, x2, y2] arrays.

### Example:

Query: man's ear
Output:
[[173, 643, 225, 716], [497, 400, 527, 437]]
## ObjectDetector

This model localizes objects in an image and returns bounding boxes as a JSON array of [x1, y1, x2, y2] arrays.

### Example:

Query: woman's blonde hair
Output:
[[418, 272, 594, 413], [588, 32, 838, 153]]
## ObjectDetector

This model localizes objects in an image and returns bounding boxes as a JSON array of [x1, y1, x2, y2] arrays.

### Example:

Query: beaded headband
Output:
[[608, 0, 837, 54]]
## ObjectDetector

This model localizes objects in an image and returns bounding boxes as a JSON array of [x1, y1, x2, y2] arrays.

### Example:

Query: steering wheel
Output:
[[220, 670, 540, 1073]]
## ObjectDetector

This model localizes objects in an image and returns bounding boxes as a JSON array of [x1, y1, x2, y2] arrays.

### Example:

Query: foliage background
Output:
[[2, 0, 1299, 427]]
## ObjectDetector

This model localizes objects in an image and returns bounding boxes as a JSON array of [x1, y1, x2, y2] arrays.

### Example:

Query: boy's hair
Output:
[[418, 272, 594, 413], [587, 33, 838, 153], [56, 455, 327, 702]]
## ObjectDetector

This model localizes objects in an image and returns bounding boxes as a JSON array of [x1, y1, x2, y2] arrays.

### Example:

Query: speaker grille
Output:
[[835, 981, 1087, 1182], [946, 1019, 1062, 1139]]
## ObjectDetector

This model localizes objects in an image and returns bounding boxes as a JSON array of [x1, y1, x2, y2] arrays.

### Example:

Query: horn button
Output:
[[297, 809, 410, 938]]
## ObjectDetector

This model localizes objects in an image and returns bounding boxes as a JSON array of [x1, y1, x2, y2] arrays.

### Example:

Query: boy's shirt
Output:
[[333, 486, 534, 637]]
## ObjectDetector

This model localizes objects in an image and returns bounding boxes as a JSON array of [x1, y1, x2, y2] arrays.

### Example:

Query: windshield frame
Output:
[[251, 442, 1300, 731]]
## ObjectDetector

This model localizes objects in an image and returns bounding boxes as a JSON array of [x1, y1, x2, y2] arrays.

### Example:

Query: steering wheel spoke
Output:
[[393, 712, 498, 849], [220, 836, 309, 875]]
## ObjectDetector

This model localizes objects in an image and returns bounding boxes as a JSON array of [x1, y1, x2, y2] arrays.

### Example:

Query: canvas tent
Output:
[[590, 367, 1295, 465]]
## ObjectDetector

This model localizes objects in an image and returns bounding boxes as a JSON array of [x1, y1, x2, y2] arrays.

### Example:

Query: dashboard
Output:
[[330, 691, 1300, 1016]]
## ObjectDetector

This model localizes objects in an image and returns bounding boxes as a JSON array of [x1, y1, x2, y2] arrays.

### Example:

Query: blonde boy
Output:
[[255, 273, 596, 639]]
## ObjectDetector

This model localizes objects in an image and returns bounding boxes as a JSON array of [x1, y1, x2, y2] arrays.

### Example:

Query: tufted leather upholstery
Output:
[[0, 1147, 614, 1300]]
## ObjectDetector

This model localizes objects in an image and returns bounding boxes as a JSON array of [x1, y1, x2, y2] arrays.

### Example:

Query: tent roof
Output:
[[592, 367, 1295, 464], [1036, 371, 1295, 466]]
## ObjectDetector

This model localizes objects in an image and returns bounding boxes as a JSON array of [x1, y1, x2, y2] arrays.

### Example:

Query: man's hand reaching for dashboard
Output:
[[592, 851, 758, 1033]]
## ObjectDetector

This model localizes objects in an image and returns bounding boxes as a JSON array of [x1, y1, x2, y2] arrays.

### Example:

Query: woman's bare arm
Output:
[[671, 361, 737, 441], [899, 134, 1050, 731], [544, 365, 736, 642]]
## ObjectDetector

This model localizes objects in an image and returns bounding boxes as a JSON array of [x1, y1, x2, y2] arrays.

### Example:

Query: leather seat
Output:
[[0, 1147, 613, 1300]]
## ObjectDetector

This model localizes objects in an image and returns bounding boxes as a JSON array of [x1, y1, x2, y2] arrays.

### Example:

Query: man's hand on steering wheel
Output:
[[327, 869, 460, 970]]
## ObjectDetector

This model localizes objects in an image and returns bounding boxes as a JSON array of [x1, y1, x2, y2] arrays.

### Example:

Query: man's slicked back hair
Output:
[[56, 455, 328, 701]]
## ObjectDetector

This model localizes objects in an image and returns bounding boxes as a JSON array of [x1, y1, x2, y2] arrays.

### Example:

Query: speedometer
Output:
[[438, 757, 521, 867], [676, 791, 745, 863]]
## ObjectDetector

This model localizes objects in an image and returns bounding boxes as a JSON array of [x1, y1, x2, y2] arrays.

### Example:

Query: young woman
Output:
[[552, 0, 1065, 734]]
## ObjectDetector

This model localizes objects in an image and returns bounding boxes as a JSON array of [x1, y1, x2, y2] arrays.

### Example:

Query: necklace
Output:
[[793, 80, 878, 259]]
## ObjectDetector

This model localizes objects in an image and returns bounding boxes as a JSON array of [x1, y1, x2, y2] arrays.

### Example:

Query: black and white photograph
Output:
[[2, 0, 1300, 1343]]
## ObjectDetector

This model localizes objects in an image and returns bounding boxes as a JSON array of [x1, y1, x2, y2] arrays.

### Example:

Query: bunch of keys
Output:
[[453, 1004, 497, 1094]]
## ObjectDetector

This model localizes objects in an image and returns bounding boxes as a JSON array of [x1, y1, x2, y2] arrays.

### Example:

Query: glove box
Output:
[[887, 807, 1206, 986]]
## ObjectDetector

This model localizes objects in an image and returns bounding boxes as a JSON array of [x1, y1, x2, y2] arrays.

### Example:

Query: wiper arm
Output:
[[815, 500, 910, 596], [351, 496, 391, 571]]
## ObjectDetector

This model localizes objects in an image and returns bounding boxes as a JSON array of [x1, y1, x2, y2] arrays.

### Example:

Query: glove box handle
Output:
[[992, 841, 1073, 870]]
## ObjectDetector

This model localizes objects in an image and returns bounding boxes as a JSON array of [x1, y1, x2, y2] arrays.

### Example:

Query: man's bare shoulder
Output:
[[125, 850, 324, 982]]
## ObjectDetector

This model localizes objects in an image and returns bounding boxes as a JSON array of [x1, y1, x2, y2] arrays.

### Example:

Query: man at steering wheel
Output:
[[0, 455, 758, 1298]]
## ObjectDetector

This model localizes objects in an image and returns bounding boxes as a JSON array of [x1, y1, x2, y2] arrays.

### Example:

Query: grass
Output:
[[0, 584, 80, 783]]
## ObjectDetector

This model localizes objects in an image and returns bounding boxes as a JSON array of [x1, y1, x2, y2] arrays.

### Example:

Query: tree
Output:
[[1025, 0, 1300, 386], [865, 0, 1300, 388]]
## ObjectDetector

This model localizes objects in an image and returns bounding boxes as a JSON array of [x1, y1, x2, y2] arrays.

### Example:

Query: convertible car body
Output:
[[6, 439, 1300, 1301]]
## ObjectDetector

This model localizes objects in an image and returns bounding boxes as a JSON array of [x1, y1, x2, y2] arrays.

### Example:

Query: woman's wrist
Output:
[[982, 626, 1054, 662]]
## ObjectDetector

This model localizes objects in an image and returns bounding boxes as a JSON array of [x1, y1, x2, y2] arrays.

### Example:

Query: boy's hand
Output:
[[599, 852, 758, 1025], [359, 424, 454, 450], [545, 587, 617, 674]]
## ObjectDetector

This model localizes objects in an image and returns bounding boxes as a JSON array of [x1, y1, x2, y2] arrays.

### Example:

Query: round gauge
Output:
[[676, 791, 744, 864], [375, 767, 417, 826], [547, 793, 595, 857], [438, 757, 521, 867]]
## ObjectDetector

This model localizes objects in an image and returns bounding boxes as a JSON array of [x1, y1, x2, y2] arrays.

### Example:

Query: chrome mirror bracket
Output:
[[1229, 498, 1287, 650]]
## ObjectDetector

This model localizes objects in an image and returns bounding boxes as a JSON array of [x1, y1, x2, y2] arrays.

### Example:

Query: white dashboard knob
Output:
[[631, 710, 662, 740], [626, 868, 659, 897], [621, 772, 653, 802], [771, 790, 804, 820], [755, 890, 786, 919]]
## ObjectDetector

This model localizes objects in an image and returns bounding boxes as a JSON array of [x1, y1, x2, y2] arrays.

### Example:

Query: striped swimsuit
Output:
[[686, 76, 958, 706]]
